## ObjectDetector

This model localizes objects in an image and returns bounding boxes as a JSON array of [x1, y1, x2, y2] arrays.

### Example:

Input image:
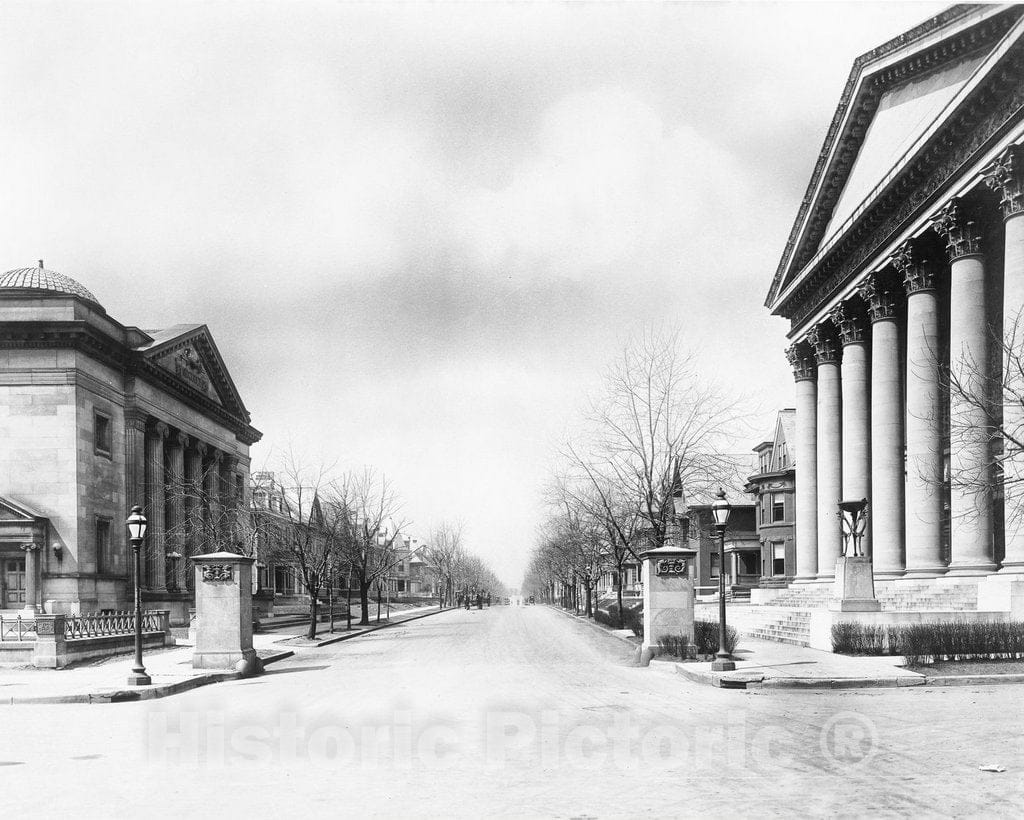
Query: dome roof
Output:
[[0, 262, 100, 306]]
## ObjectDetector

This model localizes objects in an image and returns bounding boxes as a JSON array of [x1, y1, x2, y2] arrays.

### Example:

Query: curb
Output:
[[545, 604, 641, 651], [299, 607, 458, 648], [673, 663, 928, 690], [2, 649, 295, 706]]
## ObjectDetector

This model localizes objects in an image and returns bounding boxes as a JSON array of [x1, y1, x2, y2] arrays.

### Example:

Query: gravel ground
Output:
[[5, 605, 1024, 818]]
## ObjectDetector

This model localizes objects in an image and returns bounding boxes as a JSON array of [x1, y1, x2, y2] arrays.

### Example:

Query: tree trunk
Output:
[[584, 581, 593, 617], [358, 578, 371, 626], [307, 589, 319, 639], [616, 571, 625, 630]]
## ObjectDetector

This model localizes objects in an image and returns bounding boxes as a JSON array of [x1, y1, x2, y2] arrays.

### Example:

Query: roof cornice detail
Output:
[[766, 4, 1021, 309], [771, 17, 1024, 330]]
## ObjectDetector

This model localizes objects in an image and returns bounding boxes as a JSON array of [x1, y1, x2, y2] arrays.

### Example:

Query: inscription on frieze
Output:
[[201, 564, 234, 583]]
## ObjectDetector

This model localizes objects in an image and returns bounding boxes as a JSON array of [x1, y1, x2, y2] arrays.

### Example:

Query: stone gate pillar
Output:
[[639, 544, 697, 665], [191, 552, 259, 674]]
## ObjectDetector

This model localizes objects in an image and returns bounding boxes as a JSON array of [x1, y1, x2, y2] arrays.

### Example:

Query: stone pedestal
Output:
[[828, 556, 881, 612], [639, 545, 697, 665], [977, 575, 1024, 616], [192, 552, 259, 674]]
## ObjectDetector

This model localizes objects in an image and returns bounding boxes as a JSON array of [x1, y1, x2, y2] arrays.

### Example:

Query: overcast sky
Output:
[[0, 1, 947, 587]]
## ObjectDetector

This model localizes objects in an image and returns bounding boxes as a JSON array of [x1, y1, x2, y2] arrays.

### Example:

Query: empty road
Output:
[[6, 605, 1023, 817]]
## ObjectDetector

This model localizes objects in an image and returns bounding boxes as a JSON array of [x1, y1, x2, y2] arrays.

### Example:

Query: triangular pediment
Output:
[[0, 496, 46, 523], [766, 5, 1024, 311], [138, 325, 251, 422]]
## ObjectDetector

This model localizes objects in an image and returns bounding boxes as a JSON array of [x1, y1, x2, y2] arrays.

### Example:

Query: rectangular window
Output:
[[773, 542, 786, 576], [710, 553, 720, 578], [771, 493, 785, 523], [94, 411, 112, 457], [96, 518, 112, 573]]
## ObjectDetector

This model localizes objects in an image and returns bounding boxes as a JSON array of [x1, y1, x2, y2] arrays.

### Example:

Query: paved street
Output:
[[6, 605, 1024, 818]]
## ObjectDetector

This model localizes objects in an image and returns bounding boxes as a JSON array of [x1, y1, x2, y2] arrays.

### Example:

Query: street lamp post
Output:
[[126, 505, 151, 686], [710, 488, 735, 672]]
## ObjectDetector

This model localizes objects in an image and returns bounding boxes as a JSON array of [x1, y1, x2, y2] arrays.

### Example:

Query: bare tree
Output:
[[333, 467, 411, 626], [565, 327, 749, 552], [426, 521, 465, 607], [943, 307, 1024, 533], [266, 451, 344, 639]]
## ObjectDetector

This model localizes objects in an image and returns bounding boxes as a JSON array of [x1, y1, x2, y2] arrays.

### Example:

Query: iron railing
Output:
[[63, 610, 165, 639], [0, 614, 37, 642]]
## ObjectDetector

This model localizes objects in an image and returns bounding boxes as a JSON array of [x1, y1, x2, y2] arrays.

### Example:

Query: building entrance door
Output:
[[2, 558, 26, 608]]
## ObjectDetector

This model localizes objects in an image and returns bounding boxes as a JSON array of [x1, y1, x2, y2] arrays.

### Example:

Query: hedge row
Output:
[[832, 620, 1024, 663], [656, 621, 740, 659]]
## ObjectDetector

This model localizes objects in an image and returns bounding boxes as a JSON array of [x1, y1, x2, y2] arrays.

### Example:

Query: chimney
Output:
[[38, 259, 44, 269]]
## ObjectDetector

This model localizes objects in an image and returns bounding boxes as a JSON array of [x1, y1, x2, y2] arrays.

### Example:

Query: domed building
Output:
[[0, 262, 261, 621]]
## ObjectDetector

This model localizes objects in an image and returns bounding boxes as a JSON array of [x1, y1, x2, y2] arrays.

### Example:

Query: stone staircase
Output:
[[696, 603, 814, 647], [701, 578, 983, 648]]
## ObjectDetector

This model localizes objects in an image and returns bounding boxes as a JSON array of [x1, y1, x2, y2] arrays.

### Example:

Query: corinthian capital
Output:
[[930, 198, 983, 260], [892, 240, 936, 294], [983, 145, 1024, 219], [785, 343, 816, 382], [807, 324, 840, 365], [828, 301, 867, 346], [858, 276, 897, 322]]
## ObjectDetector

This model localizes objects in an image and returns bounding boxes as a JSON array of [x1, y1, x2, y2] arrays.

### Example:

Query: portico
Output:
[[768, 5, 1024, 585]]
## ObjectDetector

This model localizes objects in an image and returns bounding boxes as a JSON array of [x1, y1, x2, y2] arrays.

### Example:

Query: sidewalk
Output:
[[272, 604, 455, 647], [0, 632, 295, 706], [671, 637, 926, 690]]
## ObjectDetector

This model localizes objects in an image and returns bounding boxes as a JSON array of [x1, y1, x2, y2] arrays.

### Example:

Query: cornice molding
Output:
[[775, 36, 1024, 329], [766, 6, 1020, 311], [0, 320, 261, 445]]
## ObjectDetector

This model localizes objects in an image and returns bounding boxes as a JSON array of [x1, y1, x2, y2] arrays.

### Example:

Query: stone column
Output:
[[186, 441, 207, 588], [166, 432, 188, 591], [931, 199, 996, 575], [893, 241, 946, 578], [860, 276, 905, 577], [786, 343, 818, 582], [124, 409, 149, 591], [145, 422, 170, 590], [221, 455, 238, 551], [808, 323, 842, 580], [21, 542, 41, 615], [984, 147, 1024, 572], [205, 449, 223, 551], [831, 301, 871, 554]]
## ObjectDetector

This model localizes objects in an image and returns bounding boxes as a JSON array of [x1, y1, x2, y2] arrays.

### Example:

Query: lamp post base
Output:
[[127, 669, 151, 686], [711, 656, 736, 672]]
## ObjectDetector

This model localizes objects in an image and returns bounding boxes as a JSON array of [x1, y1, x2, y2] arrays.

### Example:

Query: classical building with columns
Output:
[[768, 5, 1024, 588], [0, 263, 260, 621]]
